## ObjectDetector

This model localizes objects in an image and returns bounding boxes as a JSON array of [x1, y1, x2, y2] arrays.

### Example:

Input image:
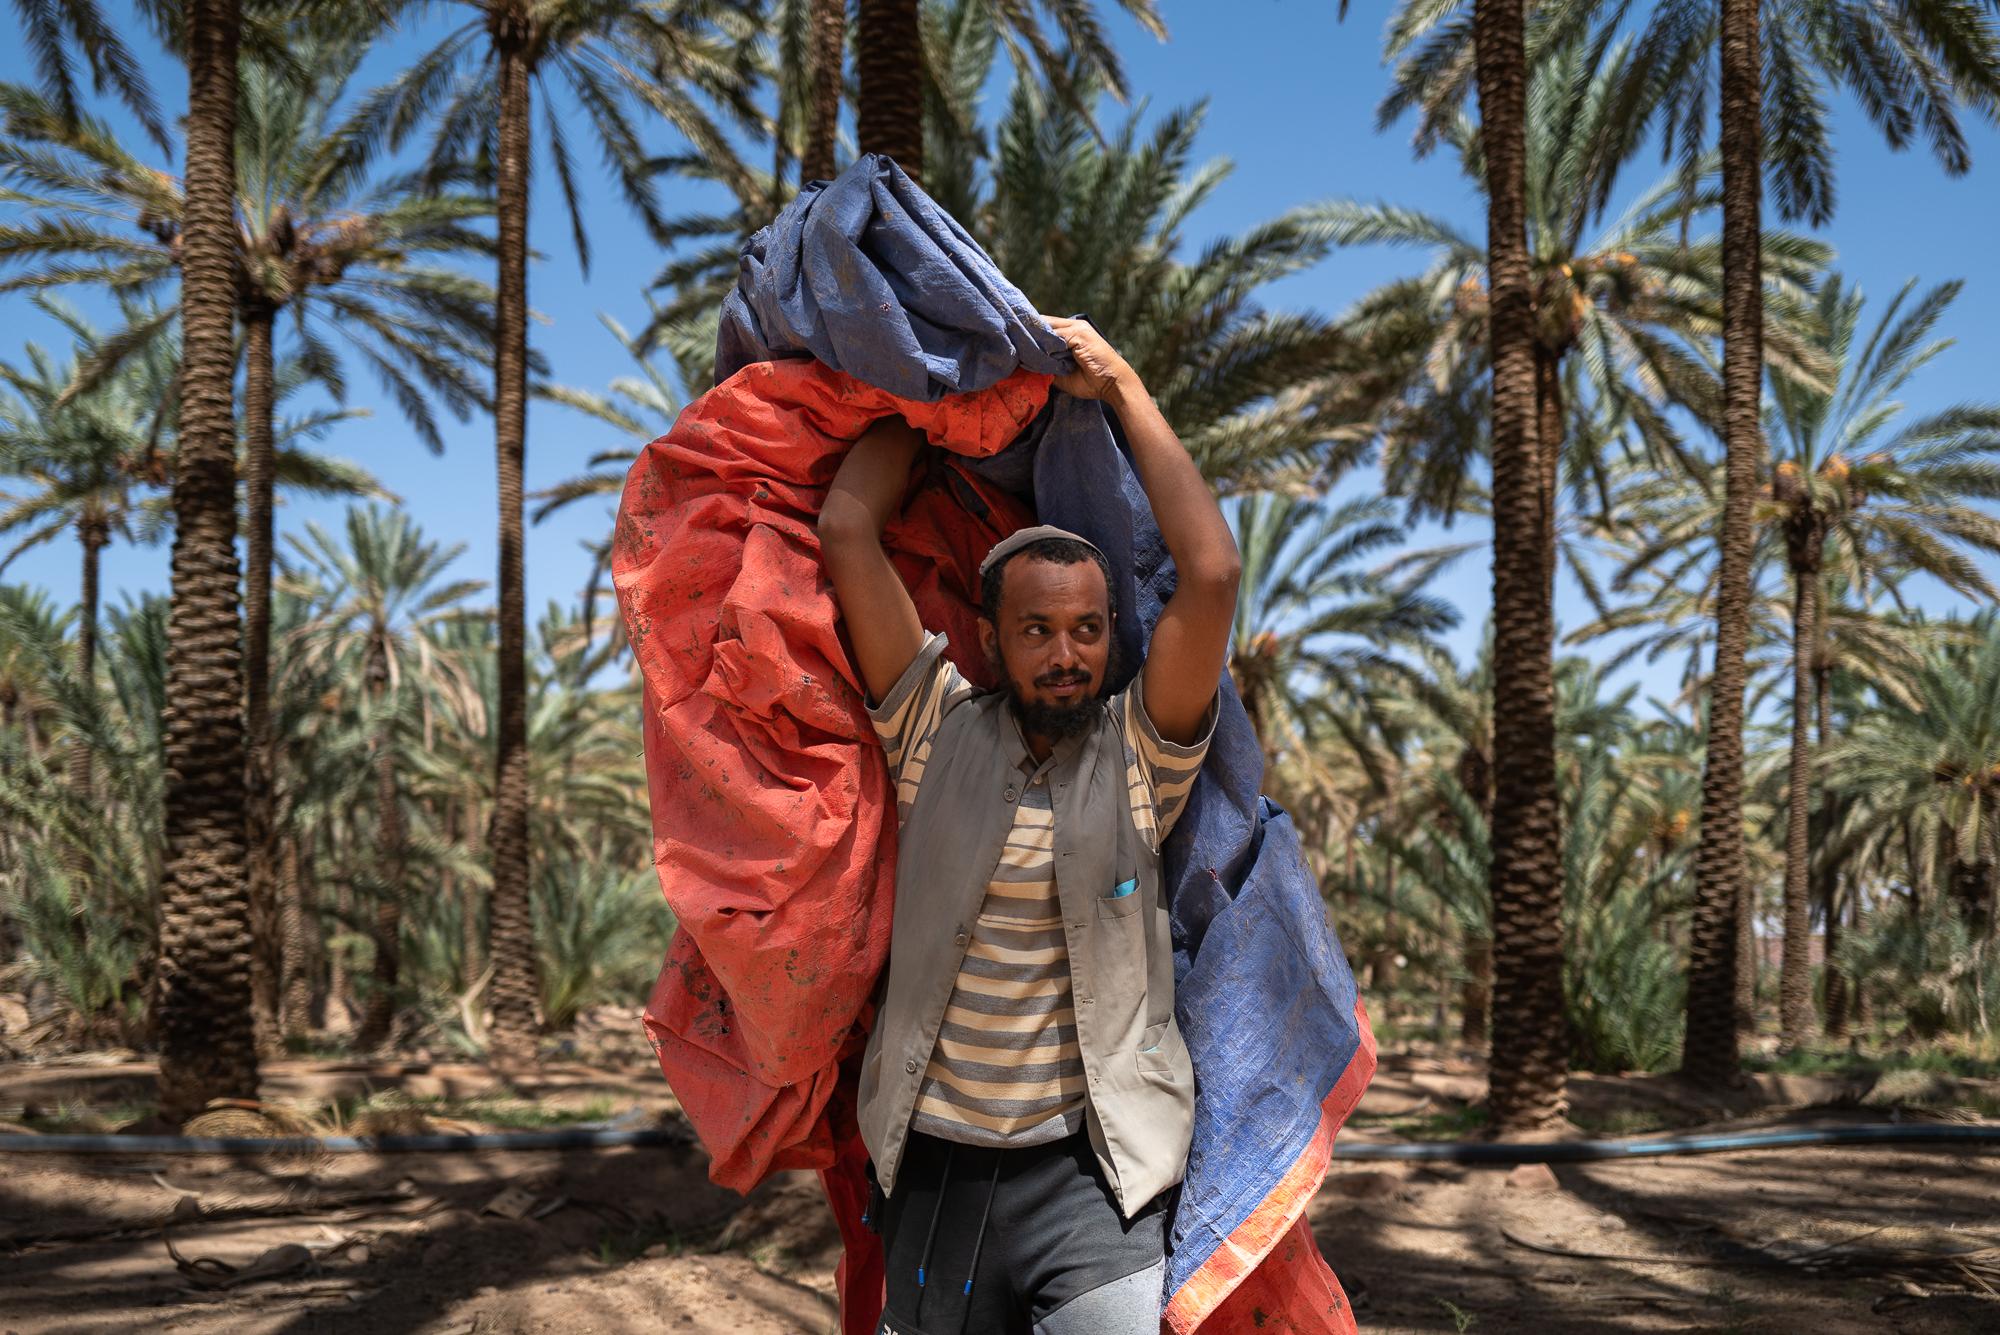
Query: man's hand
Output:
[[1043, 315, 1137, 403]]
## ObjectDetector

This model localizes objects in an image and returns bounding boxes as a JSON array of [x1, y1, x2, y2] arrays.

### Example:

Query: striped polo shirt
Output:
[[870, 634, 1210, 1148]]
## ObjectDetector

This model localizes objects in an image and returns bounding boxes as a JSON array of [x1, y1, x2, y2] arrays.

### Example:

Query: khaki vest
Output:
[[857, 681, 1195, 1217]]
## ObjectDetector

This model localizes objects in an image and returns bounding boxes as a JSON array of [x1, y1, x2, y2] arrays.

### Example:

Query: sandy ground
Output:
[[2, 1051, 1996, 1334]]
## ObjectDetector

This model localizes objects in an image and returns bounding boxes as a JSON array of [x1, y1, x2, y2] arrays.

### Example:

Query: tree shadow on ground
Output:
[[1318, 1143, 2000, 1334], [0, 1135, 805, 1334]]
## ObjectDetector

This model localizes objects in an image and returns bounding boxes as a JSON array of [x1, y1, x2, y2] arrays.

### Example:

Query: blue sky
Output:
[[3, 2, 1997, 711]]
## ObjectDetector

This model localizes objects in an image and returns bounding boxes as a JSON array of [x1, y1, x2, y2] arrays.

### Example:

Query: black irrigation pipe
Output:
[[0, 1123, 1996, 1160], [0, 1128, 687, 1154], [1329, 1123, 2000, 1162]]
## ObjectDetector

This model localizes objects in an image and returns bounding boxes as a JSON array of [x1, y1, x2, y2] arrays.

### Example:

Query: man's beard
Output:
[[1007, 669, 1100, 741]]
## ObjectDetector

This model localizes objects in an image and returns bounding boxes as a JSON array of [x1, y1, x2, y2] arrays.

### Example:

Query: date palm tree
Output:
[[3, 0, 338, 1121], [1829, 619, 2000, 934], [1373, 0, 2000, 1088], [1685, 0, 2000, 1084], [1761, 275, 2000, 1041], [282, 505, 484, 1051], [1327, 31, 1827, 552], [0, 302, 176, 805], [234, 43, 493, 1051], [1474, 0, 1566, 1131], [855, 0, 923, 174], [344, 0, 761, 1062], [1, 49, 495, 1048], [1578, 458, 1969, 1025], [1346, 688, 1689, 1073], [162, 0, 256, 1122], [1339, 0, 1573, 1127]]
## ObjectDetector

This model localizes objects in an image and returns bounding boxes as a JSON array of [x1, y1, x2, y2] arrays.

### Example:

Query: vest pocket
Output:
[[1095, 889, 1144, 920], [1136, 1019, 1179, 1075]]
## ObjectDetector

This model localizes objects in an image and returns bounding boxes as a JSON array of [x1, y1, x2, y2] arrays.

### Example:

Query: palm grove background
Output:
[[1, 0, 1998, 1134]]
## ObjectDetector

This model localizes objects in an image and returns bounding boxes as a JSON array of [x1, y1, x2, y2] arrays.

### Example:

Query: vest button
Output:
[[1004, 787, 1017, 802], [905, 1060, 918, 1074], [954, 931, 967, 946]]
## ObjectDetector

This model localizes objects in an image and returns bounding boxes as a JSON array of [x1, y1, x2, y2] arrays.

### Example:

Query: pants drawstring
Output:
[[957, 1152, 1004, 1334], [914, 1142, 956, 1325]]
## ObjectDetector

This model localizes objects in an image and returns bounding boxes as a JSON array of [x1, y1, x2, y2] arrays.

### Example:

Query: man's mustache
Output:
[[1035, 670, 1091, 688]]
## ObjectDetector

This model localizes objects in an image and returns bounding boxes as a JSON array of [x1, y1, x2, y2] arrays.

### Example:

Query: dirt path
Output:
[[3, 1052, 1996, 1332], [1317, 1140, 1999, 1333], [0, 1139, 838, 1334], [6, 1135, 1994, 1333]]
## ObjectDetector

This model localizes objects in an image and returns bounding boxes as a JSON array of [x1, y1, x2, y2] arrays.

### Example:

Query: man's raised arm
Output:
[[818, 415, 929, 705], [1044, 316, 1241, 745]]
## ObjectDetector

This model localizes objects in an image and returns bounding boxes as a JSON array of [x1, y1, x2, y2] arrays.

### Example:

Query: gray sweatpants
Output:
[[873, 1128, 1171, 1335]]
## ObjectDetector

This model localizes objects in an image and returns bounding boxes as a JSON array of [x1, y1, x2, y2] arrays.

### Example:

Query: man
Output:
[[819, 315, 1241, 1335]]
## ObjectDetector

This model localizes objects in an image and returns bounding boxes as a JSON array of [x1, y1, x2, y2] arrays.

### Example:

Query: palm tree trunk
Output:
[[57, 516, 106, 981], [486, 9, 541, 1066], [1682, 0, 1763, 1088], [1814, 665, 1850, 1034], [326, 863, 354, 1035], [357, 699, 405, 1051], [280, 833, 312, 1044], [1461, 934, 1492, 1045], [68, 513, 105, 800], [802, 0, 846, 184], [1814, 664, 1830, 750], [1848, 871, 1868, 1027], [1534, 345, 1562, 606], [1822, 869, 1848, 1038], [155, 0, 259, 1125], [1736, 870, 1756, 1027], [64, 514, 106, 893], [458, 801, 484, 992], [1778, 564, 1817, 1046], [1474, 0, 1567, 1133], [856, 0, 924, 184], [241, 301, 284, 1059]]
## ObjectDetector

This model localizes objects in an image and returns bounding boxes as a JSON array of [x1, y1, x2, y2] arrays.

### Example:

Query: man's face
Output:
[[980, 556, 1113, 741]]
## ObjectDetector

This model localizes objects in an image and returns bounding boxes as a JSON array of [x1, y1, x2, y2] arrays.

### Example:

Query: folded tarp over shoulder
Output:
[[613, 153, 1375, 1335]]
